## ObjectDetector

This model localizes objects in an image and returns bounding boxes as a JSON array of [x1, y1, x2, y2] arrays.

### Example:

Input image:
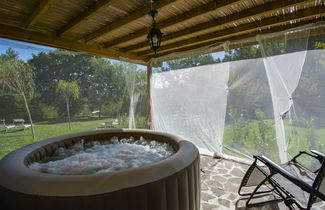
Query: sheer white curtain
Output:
[[257, 28, 310, 162], [124, 65, 147, 129], [223, 58, 277, 161], [150, 22, 325, 162], [151, 63, 229, 155]]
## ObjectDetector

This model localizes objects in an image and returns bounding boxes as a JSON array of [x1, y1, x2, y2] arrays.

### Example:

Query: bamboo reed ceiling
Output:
[[0, 0, 324, 65]]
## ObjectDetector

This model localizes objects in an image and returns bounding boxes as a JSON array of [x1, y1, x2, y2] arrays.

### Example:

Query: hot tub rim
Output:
[[0, 129, 199, 196]]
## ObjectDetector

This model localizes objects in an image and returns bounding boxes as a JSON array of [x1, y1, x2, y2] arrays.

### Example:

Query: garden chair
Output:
[[23, 124, 31, 130], [99, 122, 112, 129], [238, 150, 325, 210], [99, 119, 119, 129], [13, 118, 25, 127], [112, 119, 119, 127], [4, 124, 16, 132], [0, 119, 15, 132]]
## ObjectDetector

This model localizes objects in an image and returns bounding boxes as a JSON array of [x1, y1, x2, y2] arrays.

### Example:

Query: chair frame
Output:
[[238, 150, 325, 210]]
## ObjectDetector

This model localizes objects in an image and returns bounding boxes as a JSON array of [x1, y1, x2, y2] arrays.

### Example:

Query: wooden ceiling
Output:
[[0, 0, 324, 65]]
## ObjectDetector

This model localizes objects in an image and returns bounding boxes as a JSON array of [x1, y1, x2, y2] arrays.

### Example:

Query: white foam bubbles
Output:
[[29, 136, 175, 175]]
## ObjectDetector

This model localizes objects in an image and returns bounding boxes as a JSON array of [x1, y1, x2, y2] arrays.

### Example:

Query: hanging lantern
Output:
[[147, 10, 163, 54]]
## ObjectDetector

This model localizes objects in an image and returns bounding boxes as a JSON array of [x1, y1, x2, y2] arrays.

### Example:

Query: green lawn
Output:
[[222, 120, 325, 163], [1, 116, 323, 162], [0, 117, 128, 159]]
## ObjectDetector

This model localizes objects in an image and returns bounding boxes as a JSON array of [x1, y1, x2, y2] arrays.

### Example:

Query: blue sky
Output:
[[0, 38, 225, 67], [0, 38, 55, 61]]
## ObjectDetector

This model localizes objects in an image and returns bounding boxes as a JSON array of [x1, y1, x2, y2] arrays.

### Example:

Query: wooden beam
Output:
[[139, 6, 325, 56], [0, 24, 147, 65], [148, 17, 325, 61], [57, 0, 119, 35], [142, 10, 325, 56], [84, 0, 177, 43], [121, 0, 311, 52], [102, 0, 241, 48], [25, 0, 55, 28]]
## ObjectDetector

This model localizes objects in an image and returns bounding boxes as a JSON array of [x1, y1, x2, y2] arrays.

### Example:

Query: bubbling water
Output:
[[29, 136, 175, 175]]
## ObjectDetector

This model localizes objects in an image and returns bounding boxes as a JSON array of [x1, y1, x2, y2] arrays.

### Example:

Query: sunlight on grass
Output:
[[0, 117, 127, 159]]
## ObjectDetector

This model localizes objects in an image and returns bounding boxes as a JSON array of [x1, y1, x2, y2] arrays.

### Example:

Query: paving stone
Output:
[[218, 198, 231, 208], [201, 203, 218, 210], [230, 167, 245, 177], [215, 163, 224, 169], [199, 156, 288, 210], [225, 162, 233, 170], [217, 168, 228, 174], [212, 175, 227, 183], [234, 162, 249, 169], [227, 193, 237, 201], [229, 177, 242, 184], [201, 182, 209, 190], [205, 179, 217, 187], [210, 187, 226, 197], [201, 192, 215, 202], [224, 183, 239, 193]]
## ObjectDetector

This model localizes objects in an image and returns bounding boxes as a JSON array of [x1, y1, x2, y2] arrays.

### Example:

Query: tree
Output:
[[160, 54, 217, 71], [88, 58, 126, 118], [1, 48, 19, 61], [223, 45, 261, 62], [0, 60, 36, 139], [29, 50, 95, 116], [57, 80, 80, 130], [0, 49, 16, 119]]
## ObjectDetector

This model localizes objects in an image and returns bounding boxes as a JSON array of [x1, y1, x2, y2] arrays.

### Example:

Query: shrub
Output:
[[40, 104, 59, 119], [135, 115, 147, 129], [80, 104, 91, 116]]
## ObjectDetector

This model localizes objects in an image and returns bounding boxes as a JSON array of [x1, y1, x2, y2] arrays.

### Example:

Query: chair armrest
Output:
[[290, 151, 324, 173], [311, 150, 325, 162], [255, 155, 325, 201]]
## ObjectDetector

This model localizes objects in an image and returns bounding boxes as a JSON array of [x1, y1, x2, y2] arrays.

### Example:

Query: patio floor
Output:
[[200, 155, 325, 210]]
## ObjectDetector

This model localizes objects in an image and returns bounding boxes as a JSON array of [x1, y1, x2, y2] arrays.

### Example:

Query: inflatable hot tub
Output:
[[0, 129, 200, 210]]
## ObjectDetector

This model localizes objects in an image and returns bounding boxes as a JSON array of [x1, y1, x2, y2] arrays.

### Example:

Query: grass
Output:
[[1, 116, 324, 162], [0, 116, 128, 159], [222, 119, 325, 163]]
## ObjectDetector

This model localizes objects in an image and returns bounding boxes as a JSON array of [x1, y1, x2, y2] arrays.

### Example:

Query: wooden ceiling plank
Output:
[[84, 0, 177, 43], [57, 0, 119, 36], [103, 0, 240, 48], [0, 24, 147, 65], [25, 0, 55, 28], [150, 17, 325, 60], [139, 6, 325, 56], [121, 0, 311, 52]]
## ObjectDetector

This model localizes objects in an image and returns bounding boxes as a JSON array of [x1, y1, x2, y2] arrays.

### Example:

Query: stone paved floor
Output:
[[200, 155, 325, 210]]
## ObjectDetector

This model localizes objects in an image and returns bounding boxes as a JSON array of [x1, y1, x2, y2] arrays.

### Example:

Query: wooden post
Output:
[[146, 65, 152, 129]]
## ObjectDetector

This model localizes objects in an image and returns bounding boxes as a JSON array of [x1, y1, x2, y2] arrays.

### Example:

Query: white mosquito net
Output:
[[151, 22, 325, 163], [152, 62, 229, 155]]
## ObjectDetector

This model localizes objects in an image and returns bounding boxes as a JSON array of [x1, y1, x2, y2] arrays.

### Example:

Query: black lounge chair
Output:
[[238, 150, 325, 210]]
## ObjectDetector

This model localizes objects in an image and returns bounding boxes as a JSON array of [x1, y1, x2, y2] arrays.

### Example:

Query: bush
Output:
[[117, 115, 128, 128], [101, 100, 123, 117], [40, 104, 59, 119], [80, 104, 91, 116], [135, 115, 147, 129]]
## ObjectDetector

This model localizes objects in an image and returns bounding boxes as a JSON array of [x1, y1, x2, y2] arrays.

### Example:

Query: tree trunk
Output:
[[22, 92, 36, 140], [146, 65, 152, 129], [66, 101, 71, 131]]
